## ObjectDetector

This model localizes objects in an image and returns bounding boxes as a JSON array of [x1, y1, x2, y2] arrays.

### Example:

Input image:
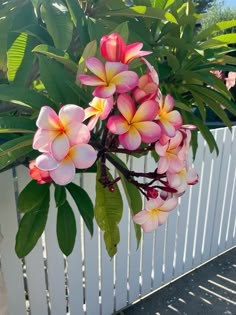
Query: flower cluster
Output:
[[31, 33, 198, 233]]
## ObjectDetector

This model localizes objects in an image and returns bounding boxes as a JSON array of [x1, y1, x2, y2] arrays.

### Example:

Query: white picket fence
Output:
[[0, 126, 236, 315]]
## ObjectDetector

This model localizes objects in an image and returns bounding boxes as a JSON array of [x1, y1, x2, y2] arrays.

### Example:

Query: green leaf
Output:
[[15, 190, 50, 258], [7, 33, 28, 82], [57, 200, 77, 256], [113, 21, 129, 43], [96, 6, 177, 24], [108, 154, 142, 247], [0, 84, 56, 111], [33, 44, 77, 73], [40, 0, 73, 50], [18, 180, 50, 213], [195, 20, 236, 42], [95, 162, 123, 257], [38, 55, 79, 105], [54, 185, 66, 207], [0, 116, 36, 133], [65, 0, 90, 46], [77, 40, 97, 76], [0, 134, 33, 171], [66, 183, 94, 236]]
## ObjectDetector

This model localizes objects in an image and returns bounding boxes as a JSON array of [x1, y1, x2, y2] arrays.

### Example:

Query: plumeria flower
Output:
[[225, 71, 236, 90], [100, 32, 151, 64], [132, 73, 159, 104], [29, 160, 52, 184], [107, 94, 161, 150], [155, 131, 185, 174], [156, 94, 182, 137], [33, 105, 90, 160], [167, 167, 198, 193], [35, 144, 97, 186], [78, 57, 139, 98], [133, 197, 178, 232], [84, 97, 113, 130]]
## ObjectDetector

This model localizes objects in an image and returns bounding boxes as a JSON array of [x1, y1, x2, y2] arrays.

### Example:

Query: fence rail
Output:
[[0, 126, 236, 315]]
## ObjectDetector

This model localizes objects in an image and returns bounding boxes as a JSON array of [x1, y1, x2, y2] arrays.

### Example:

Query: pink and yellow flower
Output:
[[156, 94, 182, 137], [133, 197, 178, 232], [33, 105, 90, 160], [78, 57, 139, 98], [155, 131, 185, 174], [84, 96, 113, 130], [100, 32, 151, 64], [132, 73, 159, 104], [225, 71, 236, 90], [35, 144, 97, 186], [167, 167, 198, 193], [107, 94, 161, 150]]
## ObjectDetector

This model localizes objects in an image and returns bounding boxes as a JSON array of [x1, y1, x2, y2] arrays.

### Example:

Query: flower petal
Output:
[[160, 197, 178, 211], [78, 74, 105, 86], [66, 123, 90, 145], [142, 215, 160, 232], [59, 104, 85, 126], [167, 111, 182, 129], [163, 94, 174, 112], [111, 71, 139, 93], [145, 198, 164, 211], [119, 126, 141, 150], [157, 211, 169, 225], [107, 115, 129, 135], [51, 133, 70, 161], [36, 154, 58, 171], [132, 100, 158, 122], [86, 57, 106, 81], [87, 115, 100, 130], [36, 106, 60, 130], [93, 84, 116, 98], [159, 118, 176, 137], [155, 141, 169, 156], [105, 62, 128, 82], [133, 121, 161, 143], [157, 156, 169, 174], [124, 42, 151, 64], [133, 210, 149, 225], [70, 144, 97, 169], [50, 158, 75, 185], [33, 129, 58, 152], [117, 94, 136, 122]]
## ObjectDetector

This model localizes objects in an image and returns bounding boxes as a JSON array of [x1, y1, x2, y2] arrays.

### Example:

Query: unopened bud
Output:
[[147, 187, 158, 199]]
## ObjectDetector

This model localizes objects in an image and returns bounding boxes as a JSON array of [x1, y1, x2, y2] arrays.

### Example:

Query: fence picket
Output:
[[0, 169, 26, 315], [44, 195, 67, 315]]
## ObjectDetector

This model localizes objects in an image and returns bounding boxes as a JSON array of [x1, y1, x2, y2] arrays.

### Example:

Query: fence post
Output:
[[0, 225, 9, 315]]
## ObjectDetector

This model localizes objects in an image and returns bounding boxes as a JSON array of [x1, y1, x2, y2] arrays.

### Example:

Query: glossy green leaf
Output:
[[195, 20, 236, 42], [94, 162, 123, 257], [0, 84, 56, 110], [0, 134, 33, 171], [38, 55, 79, 105], [54, 185, 66, 208], [18, 180, 50, 213], [33, 44, 77, 73], [40, 0, 73, 50], [0, 116, 36, 133], [108, 154, 142, 247], [15, 190, 50, 258], [66, 183, 94, 236], [57, 200, 77, 256]]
